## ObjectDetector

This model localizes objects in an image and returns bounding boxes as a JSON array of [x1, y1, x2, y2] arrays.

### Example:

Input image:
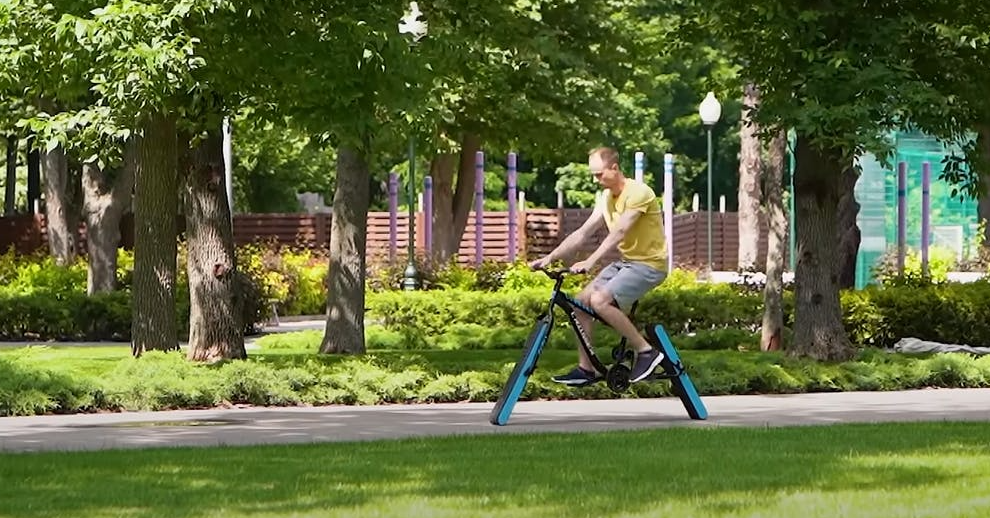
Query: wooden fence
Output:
[[0, 209, 788, 271]]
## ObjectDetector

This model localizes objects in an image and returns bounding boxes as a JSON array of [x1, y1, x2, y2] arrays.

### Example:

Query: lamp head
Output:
[[399, 2, 428, 42], [699, 91, 722, 127]]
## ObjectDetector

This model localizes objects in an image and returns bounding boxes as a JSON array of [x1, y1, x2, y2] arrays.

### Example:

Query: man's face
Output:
[[589, 153, 620, 189]]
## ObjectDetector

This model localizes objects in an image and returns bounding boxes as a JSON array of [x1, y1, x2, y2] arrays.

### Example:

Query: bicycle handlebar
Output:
[[535, 267, 589, 280], [538, 268, 567, 280]]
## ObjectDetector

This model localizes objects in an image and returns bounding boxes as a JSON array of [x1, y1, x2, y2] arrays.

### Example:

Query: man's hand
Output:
[[569, 258, 596, 274], [529, 256, 552, 270]]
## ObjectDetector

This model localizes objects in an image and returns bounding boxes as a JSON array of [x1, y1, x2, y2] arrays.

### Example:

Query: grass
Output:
[[0, 340, 622, 377], [2, 421, 990, 518]]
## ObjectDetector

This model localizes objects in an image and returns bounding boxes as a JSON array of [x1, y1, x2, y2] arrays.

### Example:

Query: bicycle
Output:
[[489, 268, 707, 426]]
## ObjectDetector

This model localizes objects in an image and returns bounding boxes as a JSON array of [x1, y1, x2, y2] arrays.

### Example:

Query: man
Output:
[[529, 146, 668, 386]]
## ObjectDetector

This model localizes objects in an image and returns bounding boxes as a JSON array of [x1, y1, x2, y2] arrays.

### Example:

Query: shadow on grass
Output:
[[1, 422, 988, 517]]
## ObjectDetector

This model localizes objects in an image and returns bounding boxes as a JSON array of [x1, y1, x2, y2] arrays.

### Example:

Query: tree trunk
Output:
[[4, 136, 15, 216], [761, 129, 788, 352], [790, 135, 855, 361], [42, 143, 79, 265], [451, 133, 482, 259], [131, 113, 179, 356], [183, 130, 245, 362], [81, 142, 136, 294], [320, 146, 371, 355], [429, 132, 481, 264], [429, 151, 458, 263], [977, 126, 990, 246], [737, 83, 763, 272], [835, 165, 861, 289]]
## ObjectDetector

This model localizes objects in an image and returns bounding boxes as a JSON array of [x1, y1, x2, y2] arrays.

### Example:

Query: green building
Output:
[[854, 130, 981, 288]]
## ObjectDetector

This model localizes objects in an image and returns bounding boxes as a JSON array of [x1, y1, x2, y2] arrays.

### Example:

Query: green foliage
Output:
[[367, 280, 774, 339], [554, 162, 599, 208], [102, 351, 223, 410], [237, 244, 327, 317], [5, 346, 990, 417], [842, 281, 990, 348], [0, 247, 274, 340], [230, 114, 337, 213], [871, 246, 969, 286], [0, 348, 97, 416]]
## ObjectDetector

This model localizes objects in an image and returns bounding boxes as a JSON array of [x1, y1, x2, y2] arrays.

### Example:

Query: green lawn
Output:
[[2, 422, 989, 518], [0, 340, 624, 377]]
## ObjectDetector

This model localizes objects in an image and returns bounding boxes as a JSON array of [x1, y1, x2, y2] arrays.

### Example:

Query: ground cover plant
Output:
[[3, 338, 989, 417]]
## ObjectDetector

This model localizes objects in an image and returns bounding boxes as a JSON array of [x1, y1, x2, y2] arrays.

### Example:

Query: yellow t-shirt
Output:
[[597, 179, 666, 271]]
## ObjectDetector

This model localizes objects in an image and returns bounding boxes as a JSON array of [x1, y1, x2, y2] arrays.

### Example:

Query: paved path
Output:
[[2, 388, 988, 453]]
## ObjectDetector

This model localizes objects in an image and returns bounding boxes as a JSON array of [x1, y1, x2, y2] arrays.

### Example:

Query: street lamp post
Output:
[[402, 138, 419, 290], [698, 91, 721, 276], [399, 2, 428, 291]]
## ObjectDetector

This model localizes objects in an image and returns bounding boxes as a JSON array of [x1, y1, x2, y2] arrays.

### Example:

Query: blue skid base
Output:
[[646, 324, 708, 420], [489, 317, 550, 426]]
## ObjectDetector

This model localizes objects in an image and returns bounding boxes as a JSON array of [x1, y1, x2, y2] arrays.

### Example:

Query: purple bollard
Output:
[[389, 171, 398, 263], [424, 175, 433, 258], [922, 161, 931, 276], [897, 162, 906, 274], [475, 151, 485, 265], [507, 152, 517, 262]]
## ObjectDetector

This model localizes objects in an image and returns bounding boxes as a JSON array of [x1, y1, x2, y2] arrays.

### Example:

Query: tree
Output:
[[0, 0, 100, 265], [232, 1, 436, 354], [182, 127, 244, 362], [761, 129, 787, 352], [699, 1, 973, 360], [909, 12, 990, 248], [737, 83, 762, 271], [228, 114, 337, 214], [81, 143, 135, 294], [70, 0, 255, 357], [410, 0, 669, 262]]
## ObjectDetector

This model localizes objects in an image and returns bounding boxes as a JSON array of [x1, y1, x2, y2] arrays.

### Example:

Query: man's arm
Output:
[[542, 205, 605, 263], [583, 209, 641, 265]]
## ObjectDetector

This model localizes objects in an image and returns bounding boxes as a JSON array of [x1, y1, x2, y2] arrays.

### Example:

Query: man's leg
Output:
[[574, 284, 600, 372], [586, 289, 651, 352], [550, 262, 622, 386], [588, 262, 668, 382]]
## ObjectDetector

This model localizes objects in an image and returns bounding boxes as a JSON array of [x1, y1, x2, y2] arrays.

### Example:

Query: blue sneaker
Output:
[[551, 366, 602, 387], [630, 348, 665, 382]]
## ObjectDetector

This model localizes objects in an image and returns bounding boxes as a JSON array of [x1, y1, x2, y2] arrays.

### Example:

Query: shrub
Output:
[[0, 349, 98, 416], [871, 245, 959, 285], [239, 243, 327, 317], [842, 280, 990, 348], [5, 346, 990, 416]]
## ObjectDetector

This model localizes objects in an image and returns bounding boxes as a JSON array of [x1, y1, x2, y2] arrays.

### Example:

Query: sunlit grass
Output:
[[2, 422, 990, 518]]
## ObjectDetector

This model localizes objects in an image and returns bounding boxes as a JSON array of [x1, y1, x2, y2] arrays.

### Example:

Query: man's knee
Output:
[[588, 290, 616, 312], [576, 285, 597, 305]]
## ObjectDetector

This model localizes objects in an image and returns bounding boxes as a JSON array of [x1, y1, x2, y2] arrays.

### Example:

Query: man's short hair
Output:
[[589, 146, 620, 168]]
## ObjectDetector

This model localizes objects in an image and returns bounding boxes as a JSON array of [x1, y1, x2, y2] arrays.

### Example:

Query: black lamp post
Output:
[[698, 91, 722, 275], [399, 2, 427, 290]]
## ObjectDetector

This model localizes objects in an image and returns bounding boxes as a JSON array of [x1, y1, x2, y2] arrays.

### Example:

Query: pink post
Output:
[[507, 152, 517, 262], [388, 171, 398, 263], [897, 161, 906, 275], [475, 151, 485, 265], [424, 175, 433, 258], [922, 161, 931, 276]]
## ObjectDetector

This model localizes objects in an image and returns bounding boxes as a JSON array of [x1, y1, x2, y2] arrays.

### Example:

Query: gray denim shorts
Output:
[[591, 260, 667, 312]]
